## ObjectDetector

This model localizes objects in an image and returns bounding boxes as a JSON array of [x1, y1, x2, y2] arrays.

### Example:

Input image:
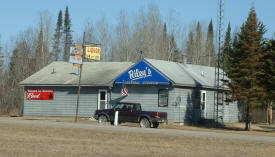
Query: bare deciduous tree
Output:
[[0, 12, 53, 115], [83, 19, 98, 44], [97, 15, 112, 61], [115, 10, 131, 61]]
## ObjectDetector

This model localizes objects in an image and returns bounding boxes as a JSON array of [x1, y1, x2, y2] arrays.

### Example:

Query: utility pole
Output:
[[75, 32, 86, 122]]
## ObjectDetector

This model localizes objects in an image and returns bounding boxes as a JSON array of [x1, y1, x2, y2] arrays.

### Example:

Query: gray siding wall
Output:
[[111, 85, 176, 121], [167, 87, 193, 123], [23, 86, 103, 117], [110, 86, 225, 123], [201, 90, 241, 123], [223, 101, 242, 123], [171, 88, 240, 123], [171, 88, 215, 124], [23, 85, 241, 123]]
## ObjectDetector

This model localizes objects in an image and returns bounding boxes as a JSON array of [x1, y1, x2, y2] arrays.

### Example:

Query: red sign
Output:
[[26, 89, 54, 100]]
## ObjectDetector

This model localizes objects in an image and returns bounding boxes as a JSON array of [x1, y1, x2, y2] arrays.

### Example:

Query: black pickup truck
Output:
[[94, 102, 167, 128]]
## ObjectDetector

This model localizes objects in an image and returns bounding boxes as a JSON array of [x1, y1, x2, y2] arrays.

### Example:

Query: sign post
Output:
[[75, 32, 85, 123], [73, 32, 101, 123]]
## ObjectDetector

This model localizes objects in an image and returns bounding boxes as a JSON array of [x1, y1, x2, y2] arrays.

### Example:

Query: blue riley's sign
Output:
[[128, 67, 152, 80], [115, 60, 170, 85]]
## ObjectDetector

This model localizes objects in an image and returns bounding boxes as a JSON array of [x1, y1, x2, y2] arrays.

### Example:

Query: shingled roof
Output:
[[145, 58, 228, 89], [20, 58, 227, 89], [20, 61, 134, 87]]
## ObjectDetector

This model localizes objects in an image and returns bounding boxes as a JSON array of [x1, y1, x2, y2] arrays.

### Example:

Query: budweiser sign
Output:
[[128, 67, 152, 80], [26, 89, 54, 100]]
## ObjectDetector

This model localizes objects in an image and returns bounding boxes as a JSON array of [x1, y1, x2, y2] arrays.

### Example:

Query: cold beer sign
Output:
[[26, 89, 54, 100]]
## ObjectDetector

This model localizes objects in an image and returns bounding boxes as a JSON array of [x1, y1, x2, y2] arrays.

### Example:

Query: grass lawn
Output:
[[0, 118, 275, 157]]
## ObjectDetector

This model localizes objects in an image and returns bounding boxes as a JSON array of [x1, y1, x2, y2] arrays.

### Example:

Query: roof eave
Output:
[[20, 84, 112, 87], [173, 83, 229, 90]]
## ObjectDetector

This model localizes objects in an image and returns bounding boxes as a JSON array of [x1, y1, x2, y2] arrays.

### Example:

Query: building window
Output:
[[158, 89, 168, 107], [201, 91, 206, 110], [225, 93, 230, 105]]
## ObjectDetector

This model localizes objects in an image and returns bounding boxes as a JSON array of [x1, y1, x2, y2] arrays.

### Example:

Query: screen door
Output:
[[98, 89, 107, 110]]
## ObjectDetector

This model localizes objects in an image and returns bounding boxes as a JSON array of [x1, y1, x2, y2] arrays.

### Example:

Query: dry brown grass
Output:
[[5, 116, 275, 137], [158, 122, 275, 137], [88, 117, 275, 137], [0, 120, 275, 157]]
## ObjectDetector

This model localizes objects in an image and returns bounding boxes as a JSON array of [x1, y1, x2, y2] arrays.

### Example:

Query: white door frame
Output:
[[201, 90, 207, 118], [97, 89, 108, 110]]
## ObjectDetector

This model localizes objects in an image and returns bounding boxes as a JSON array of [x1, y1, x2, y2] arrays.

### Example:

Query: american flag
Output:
[[121, 86, 128, 96]]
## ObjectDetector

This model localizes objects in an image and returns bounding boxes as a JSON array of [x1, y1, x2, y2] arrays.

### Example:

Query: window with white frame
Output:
[[158, 89, 168, 107], [201, 91, 206, 110]]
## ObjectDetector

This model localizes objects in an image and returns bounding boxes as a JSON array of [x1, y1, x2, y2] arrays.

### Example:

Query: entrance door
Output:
[[98, 89, 108, 110], [200, 91, 207, 118]]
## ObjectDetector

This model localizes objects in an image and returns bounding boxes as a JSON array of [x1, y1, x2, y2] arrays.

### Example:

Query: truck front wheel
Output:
[[140, 118, 151, 128], [98, 115, 108, 125]]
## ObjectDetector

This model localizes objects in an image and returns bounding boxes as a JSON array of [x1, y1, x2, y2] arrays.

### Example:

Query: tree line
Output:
[[0, 4, 216, 114], [0, 4, 274, 131], [0, 7, 72, 114], [224, 7, 275, 130]]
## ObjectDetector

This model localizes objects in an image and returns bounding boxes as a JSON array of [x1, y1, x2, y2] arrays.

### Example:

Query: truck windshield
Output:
[[113, 103, 125, 110], [113, 103, 141, 111]]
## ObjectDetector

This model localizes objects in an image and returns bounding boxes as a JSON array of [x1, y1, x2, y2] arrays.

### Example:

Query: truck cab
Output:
[[94, 102, 167, 128]]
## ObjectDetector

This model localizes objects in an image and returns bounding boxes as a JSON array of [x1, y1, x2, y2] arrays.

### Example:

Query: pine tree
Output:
[[194, 22, 202, 65], [258, 40, 275, 124], [35, 25, 44, 71], [186, 31, 195, 64], [63, 6, 72, 61], [204, 20, 215, 66], [228, 7, 264, 130], [223, 23, 232, 73], [52, 10, 63, 61], [168, 34, 180, 62], [161, 23, 169, 60]]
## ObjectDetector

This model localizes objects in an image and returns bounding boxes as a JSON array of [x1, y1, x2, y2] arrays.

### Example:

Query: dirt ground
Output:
[[0, 117, 275, 157]]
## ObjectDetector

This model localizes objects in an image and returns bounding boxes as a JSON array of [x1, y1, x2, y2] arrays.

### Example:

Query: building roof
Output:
[[20, 61, 134, 87], [144, 58, 228, 89], [20, 58, 227, 89]]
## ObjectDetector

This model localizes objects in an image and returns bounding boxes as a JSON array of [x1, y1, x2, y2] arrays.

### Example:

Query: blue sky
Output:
[[0, 0, 274, 43]]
